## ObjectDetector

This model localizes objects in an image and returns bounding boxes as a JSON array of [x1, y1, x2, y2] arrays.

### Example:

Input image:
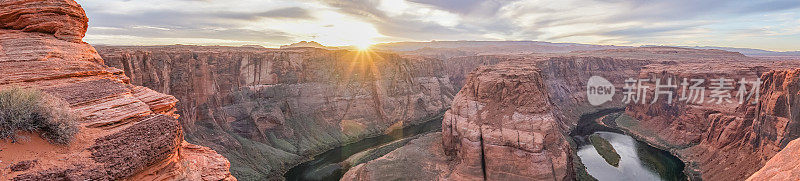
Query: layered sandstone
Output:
[[345, 47, 800, 180], [442, 61, 574, 180], [443, 55, 510, 89], [747, 138, 800, 180], [551, 49, 800, 180], [682, 68, 800, 180], [95, 46, 457, 179], [621, 67, 800, 180], [0, 0, 233, 180], [0, 0, 88, 42]]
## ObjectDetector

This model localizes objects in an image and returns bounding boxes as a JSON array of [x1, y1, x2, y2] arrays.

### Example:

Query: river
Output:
[[577, 131, 686, 181], [283, 115, 443, 181], [284, 110, 686, 181]]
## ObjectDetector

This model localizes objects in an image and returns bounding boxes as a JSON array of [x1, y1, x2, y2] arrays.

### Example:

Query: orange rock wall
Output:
[[0, 0, 234, 180]]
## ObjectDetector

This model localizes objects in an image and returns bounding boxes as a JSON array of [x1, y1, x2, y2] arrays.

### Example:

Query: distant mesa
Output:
[[280, 41, 337, 50], [240, 45, 265, 49]]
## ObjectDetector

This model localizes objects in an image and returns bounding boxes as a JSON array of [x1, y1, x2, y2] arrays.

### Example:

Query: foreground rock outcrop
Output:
[[95, 46, 457, 179], [0, 0, 88, 43], [747, 138, 800, 180], [442, 62, 573, 180], [0, 0, 234, 180]]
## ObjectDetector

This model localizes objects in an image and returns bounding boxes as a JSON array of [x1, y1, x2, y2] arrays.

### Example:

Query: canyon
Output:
[[2, 1, 800, 180], [95, 45, 458, 180], [93, 41, 800, 180], [0, 0, 233, 180], [343, 47, 800, 181]]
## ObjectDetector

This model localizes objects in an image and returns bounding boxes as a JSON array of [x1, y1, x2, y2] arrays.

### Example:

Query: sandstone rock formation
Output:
[[442, 61, 574, 180], [95, 46, 457, 179], [0, 0, 88, 42], [622, 67, 800, 180], [344, 47, 800, 181], [6, 1, 797, 180], [0, 0, 234, 180], [546, 48, 800, 180], [747, 138, 800, 180]]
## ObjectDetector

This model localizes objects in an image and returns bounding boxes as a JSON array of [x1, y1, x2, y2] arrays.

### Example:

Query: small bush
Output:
[[0, 87, 79, 144]]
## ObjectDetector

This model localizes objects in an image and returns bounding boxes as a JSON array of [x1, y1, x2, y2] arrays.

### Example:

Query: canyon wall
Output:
[[547, 48, 800, 180], [345, 47, 800, 180], [429, 53, 654, 181], [745, 70, 800, 181], [96, 46, 458, 179], [687, 68, 800, 180], [0, 0, 233, 180], [622, 65, 800, 179], [440, 55, 510, 89], [6, 1, 797, 180]]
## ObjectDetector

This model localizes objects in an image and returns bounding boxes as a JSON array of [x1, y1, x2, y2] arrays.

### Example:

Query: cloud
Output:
[[76, 0, 800, 51], [255, 7, 313, 19], [78, 0, 317, 46], [736, 0, 800, 14], [87, 8, 313, 29], [407, 0, 504, 16], [89, 26, 293, 43], [318, 0, 514, 41]]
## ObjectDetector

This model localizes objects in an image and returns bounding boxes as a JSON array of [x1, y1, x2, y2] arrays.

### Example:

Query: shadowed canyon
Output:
[[2, 0, 800, 181]]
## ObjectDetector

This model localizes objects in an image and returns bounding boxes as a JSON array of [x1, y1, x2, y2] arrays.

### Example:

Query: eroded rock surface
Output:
[[345, 47, 800, 181], [747, 138, 800, 181], [96, 46, 458, 179], [0, 0, 234, 180], [0, 0, 88, 42], [620, 67, 800, 180], [442, 61, 574, 180]]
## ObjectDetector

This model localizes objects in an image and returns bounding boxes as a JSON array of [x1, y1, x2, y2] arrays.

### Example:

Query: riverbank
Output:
[[284, 113, 444, 180], [597, 112, 703, 180], [570, 109, 688, 181]]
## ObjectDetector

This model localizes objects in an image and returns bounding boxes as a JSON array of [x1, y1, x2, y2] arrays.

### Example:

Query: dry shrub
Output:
[[0, 87, 79, 144]]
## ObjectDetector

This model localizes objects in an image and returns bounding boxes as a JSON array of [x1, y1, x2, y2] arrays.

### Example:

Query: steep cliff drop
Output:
[[622, 66, 800, 180], [745, 69, 800, 181], [441, 62, 573, 180], [95, 46, 457, 179], [344, 61, 576, 180], [0, 0, 234, 180], [344, 48, 800, 181]]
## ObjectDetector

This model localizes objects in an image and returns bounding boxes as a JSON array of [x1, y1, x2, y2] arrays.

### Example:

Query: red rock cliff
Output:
[[747, 138, 800, 180], [745, 70, 800, 181], [0, 0, 234, 180], [621, 65, 800, 180], [95, 46, 457, 179], [344, 47, 800, 181], [442, 61, 574, 180]]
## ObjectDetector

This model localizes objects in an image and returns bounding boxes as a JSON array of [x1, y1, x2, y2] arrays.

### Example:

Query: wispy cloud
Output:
[[77, 0, 800, 51]]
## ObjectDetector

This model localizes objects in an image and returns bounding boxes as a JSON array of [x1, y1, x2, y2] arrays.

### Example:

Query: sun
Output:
[[354, 42, 372, 51]]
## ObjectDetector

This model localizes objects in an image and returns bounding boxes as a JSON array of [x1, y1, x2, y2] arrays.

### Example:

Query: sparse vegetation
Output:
[[589, 134, 621, 167], [0, 87, 79, 144]]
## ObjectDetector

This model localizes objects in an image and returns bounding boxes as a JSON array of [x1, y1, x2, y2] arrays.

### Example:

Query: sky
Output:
[[76, 0, 800, 51]]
